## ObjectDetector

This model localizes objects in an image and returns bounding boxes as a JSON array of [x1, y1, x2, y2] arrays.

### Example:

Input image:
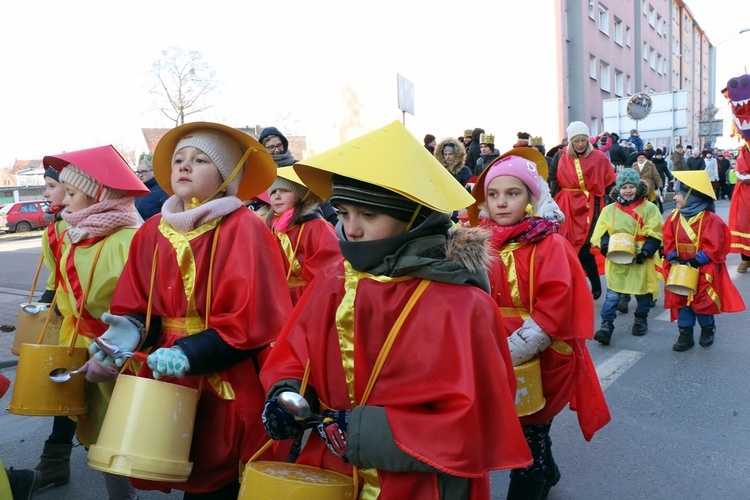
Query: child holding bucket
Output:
[[259, 121, 531, 499], [40, 166, 68, 304], [663, 170, 745, 351], [590, 169, 663, 345], [95, 122, 293, 497], [265, 166, 340, 305], [40, 145, 149, 498], [466, 147, 610, 499]]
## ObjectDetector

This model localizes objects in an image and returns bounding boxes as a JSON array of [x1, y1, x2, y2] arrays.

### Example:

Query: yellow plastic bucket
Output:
[[88, 375, 198, 482], [607, 233, 636, 264], [238, 461, 354, 500], [514, 356, 546, 417], [665, 264, 699, 296], [7, 344, 88, 416], [11, 303, 60, 356]]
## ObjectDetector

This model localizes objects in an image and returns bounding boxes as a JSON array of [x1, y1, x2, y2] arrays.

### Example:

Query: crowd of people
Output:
[[4, 100, 748, 500]]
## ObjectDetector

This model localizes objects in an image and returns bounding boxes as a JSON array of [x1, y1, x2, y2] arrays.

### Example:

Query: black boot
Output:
[[631, 313, 648, 336], [35, 440, 73, 488], [540, 463, 561, 500], [699, 324, 715, 347], [578, 245, 601, 299], [673, 327, 695, 352], [507, 471, 546, 500], [6, 467, 41, 500], [616, 295, 630, 313], [594, 320, 614, 345]]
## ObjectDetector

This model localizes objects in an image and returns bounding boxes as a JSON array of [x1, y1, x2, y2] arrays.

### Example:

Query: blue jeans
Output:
[[677, 306, 715, 328], [601, 289, 651, 322]]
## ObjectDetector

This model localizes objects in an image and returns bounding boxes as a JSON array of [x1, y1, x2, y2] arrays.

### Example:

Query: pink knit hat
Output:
[[483, 155, 542, 200]]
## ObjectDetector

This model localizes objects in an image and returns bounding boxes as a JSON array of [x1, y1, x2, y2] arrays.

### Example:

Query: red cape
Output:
[[729, 145, 750, 254], [662, 210, 745, 318], [554, 148, 616, 253], [261, 261, 531, 499], [488, 232, 611, 440], [110, 210, 293, 493]]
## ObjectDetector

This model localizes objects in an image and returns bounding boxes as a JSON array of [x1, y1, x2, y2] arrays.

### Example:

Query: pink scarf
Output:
[[61, 198, 140, 243], [160, 195, 243, 234]]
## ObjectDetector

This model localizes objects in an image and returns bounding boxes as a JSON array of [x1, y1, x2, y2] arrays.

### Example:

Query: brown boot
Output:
[[737, 260, 750, 273], [34, 441, 72, 488]]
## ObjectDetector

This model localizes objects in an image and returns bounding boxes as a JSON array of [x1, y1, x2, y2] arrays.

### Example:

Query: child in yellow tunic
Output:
[[39, 145, 149, 499], [591, 169, 663, 345]]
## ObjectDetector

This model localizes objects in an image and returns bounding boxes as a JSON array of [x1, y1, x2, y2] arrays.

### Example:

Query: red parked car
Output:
[[0, 200, 51, 233]]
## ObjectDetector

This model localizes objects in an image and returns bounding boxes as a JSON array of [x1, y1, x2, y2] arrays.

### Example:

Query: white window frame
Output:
[[600, 61, 611, 92], [626, 26, 631, 46], [614, 18, 623, 45], [615, 70, 624, 96], [598, 4, 610, 35], [590, 55, 597, 79], [643, 42, 649, 60], [590, 118, 600, 136], [649, 48, 656, 69]]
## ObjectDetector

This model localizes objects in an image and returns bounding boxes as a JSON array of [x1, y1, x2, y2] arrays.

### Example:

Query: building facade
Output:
[[564, 0, 711, 149]]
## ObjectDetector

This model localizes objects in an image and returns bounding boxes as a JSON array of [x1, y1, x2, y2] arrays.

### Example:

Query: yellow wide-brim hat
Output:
[[153, 121, 276, 200], [467, 147, 548, 226], [293, 120, 475, 213], [672, 170, 716, 200]]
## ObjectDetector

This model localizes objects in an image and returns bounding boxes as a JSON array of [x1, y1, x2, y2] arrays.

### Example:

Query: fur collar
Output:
[[435, 138, 467, 175]]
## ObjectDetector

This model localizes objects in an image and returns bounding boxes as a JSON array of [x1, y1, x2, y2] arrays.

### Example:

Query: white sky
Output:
[[0, 0, 746, 168]]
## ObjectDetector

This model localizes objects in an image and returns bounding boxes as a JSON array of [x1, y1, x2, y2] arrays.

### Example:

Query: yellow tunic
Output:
[[591, 201, 663, 296], [56, 228, 136, 446]]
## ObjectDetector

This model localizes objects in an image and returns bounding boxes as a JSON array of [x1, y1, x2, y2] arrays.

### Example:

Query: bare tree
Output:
[[149, 47, 221, 126]]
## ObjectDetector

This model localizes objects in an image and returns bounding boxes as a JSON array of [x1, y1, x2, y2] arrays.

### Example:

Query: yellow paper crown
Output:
[[480, 133, 495, 144], [672, 170, 717, 200], [293, 121, 475, 213], [530, 136, 544, 147], [463, 129, 472, 137]]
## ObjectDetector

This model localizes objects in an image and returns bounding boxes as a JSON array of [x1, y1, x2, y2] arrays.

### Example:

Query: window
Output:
[[643, 42, 649, 60], [615, 70, 624, 96], [19, 203, 39, 214], [589, 0, 596, 19], [590, 118, 599, 136], [656, 14, 662, 35], [614, 18, 623, 45], [590, 55, 597, 79], [642, 0, 648, 16], [627, 75, 632, 95], [600, 61, 611, 92], [626, 26, 631, 46], [648, 5, 655, 27], [598, 4, 609, 34], [649, 48, 656, 69]]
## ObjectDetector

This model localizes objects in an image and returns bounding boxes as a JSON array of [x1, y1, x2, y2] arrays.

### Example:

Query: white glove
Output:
[[536, 181, 565, 223], [89, 313, 141, 367], [507, 317, 552, 367]]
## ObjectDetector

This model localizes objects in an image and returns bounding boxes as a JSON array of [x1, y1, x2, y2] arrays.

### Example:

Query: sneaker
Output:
[[737, 261, 750, 273]]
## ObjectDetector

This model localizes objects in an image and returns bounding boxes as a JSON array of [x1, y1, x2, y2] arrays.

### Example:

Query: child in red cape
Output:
[[467, 147, 611, 499]]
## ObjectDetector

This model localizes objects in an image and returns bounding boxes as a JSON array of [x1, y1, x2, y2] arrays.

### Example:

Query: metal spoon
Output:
[[93, 337, 148, 361], [48, 366, 86, 383], [22, 304, 44, 314], [276, 391, 325, 423]]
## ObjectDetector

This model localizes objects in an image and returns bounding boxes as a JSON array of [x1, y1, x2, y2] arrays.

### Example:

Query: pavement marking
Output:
[[595, 349, 645, 391], [0, 239, 42, 252]]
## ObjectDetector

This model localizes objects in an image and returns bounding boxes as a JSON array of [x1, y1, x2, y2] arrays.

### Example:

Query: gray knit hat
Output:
[[59, 164, 124, 201], [173, 130, 244, 196], [269, 176, 309, 201]]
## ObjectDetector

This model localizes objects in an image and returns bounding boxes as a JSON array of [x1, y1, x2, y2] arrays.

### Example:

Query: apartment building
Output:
[[563, 0, 711, 148]]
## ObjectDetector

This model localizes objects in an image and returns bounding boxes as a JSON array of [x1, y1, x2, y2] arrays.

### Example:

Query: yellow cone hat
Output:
[[276, 165, 306, 186], [672, 170, 716, 200], [293, 121, 475, 213]]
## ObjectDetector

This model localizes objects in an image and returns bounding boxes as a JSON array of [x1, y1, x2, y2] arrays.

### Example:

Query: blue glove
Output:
[[315, 409, 351, 462], [147, 347, 190, 379], [262, 398, 305, 441], [89, 313, 141, 367]]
